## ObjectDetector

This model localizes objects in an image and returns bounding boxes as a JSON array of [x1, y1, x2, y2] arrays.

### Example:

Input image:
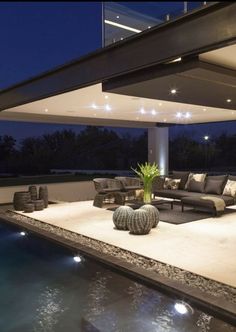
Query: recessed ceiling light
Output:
[[204, 135, 209, 141], [148, 26, 151, 29], [203, 108, 207, 112], [116, 15, 119, 19], [20, 231, 26, 236], [227, 99, 232, 103], [105, 104, 111, 111], [151, 109, 157, 115], [140, 107, 146, 114], [158, 102, 162, 106], [120, 37, 124, 40], [94, 113, 97, 116], [44, 108, 48, 112], [105, 95, 109, 99], [176, 112, 182, 118], [136, 117, 140, 120], [232, 111, 235, 115], [185, 112, 191, 118], [163, 119, 167, 122], [92, 103, 97, 109], [170, 88, 177, 95]]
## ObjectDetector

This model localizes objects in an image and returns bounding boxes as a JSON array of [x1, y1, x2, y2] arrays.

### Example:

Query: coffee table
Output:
[[125, 198, 174, 209]]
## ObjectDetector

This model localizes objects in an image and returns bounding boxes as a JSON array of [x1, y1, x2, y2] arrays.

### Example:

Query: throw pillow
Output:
[[204, 179, 225, 195], [187, 179, 205, 193], [185, 173, 207, 189], [172, 171, 190, 190], [163, 178, 181, 190], [223, 180, 236, 197]]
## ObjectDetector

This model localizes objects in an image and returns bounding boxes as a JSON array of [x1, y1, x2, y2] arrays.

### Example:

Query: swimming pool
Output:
[[0, 220, 235, 332]]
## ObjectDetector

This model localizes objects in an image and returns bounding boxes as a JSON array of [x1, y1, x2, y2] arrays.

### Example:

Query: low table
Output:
[[125, 198, 174, 210]]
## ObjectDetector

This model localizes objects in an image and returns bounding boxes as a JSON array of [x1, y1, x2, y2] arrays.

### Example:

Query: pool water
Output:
[[0, 221, 235, 332]]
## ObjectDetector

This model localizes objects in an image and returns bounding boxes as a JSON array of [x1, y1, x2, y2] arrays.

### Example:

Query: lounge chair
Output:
[[93, 178, 125, 207]]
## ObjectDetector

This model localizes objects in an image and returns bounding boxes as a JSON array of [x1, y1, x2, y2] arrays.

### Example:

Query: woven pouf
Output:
[[39, 186, 48, 208], [29, 185, 38, 201], [141, 204, 159, 228], [13, 191, 31, 211], [113, 206, 133, 230], [24, 203, 35, 213], [32, 199, 44, 211], [128, 208, 152, 235]]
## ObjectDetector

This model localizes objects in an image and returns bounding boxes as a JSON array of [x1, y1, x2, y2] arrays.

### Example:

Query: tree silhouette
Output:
[[1, 126, 235, 175]]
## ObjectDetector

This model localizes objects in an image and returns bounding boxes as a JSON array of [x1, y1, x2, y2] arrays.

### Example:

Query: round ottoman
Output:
[[24, 203, 35, 213], [32, 199, 44, 211], [128, 208, 152, 235], [39, 186, 48, 208], [29, 185, 38, 201], [141, 204, 159, 228], [113, 206, 133, 230], [13, 191, 31, 211]]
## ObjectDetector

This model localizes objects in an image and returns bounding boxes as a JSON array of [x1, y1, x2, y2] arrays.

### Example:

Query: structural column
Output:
[[148, 126, 169, 175]]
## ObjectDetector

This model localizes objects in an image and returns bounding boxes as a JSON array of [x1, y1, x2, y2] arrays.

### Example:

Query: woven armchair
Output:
[[93, 178, 124, 207], [115, 177, 142, 191], [93, 178, 122, 194]]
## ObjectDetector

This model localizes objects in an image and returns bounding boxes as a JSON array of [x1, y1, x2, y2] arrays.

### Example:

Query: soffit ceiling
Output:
[[102, 44, 236, 114], [1, 83, 235, 127], [200, 44, 236, 70]]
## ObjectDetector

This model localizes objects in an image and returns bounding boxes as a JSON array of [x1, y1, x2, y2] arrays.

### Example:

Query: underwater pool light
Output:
[[73, 255, 82, 263], [174, 302, 188, 314], [174, 301, 194, 315]]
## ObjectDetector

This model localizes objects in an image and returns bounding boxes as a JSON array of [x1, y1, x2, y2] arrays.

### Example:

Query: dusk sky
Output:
[[0, 2, 235, 143]]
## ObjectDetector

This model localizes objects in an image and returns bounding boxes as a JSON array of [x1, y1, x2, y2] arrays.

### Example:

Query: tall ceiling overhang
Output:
[[0, 2, 235, 127]]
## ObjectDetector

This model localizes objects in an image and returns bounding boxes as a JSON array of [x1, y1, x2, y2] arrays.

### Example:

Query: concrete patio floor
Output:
[[18, 200, 236, 288]]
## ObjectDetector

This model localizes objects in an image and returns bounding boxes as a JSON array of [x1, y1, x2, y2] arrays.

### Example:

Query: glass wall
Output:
[[103, 2, 215, 46]]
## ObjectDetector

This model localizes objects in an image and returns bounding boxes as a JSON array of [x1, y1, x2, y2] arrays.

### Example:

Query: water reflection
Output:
[[33, 286, 66, 332], [84, 271, 119, 331], [197, 313, 212, 332]]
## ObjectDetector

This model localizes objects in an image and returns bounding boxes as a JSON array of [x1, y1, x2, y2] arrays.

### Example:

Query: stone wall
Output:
[[0, 181, 96, 204]]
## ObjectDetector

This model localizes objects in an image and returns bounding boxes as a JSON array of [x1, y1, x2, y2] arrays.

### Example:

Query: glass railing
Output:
[[103, 2, 216, 46]]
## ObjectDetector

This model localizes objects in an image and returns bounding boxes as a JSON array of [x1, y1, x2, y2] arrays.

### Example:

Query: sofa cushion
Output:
[[185, 173, 207, 189], [221, 195, 235, 205], [154, 189, 201, 200], [163, 178, 181, 190], [204, 179, 226, 195], [188, 179, 205, 193], [223, 180, 236, 197], [172, 171, 190, 190], [206, 175, 228, 181]]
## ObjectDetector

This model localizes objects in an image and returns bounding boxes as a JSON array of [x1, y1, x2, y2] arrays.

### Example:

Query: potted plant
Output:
[[132, 162, 160, 203]]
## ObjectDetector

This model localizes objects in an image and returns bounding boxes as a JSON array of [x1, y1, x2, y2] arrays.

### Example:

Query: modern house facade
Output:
[[0, 3, 236, 330], [0, 2, 235, 175]]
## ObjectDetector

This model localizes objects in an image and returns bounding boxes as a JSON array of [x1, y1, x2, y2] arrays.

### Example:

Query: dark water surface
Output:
[[0, 221, 235, 332]]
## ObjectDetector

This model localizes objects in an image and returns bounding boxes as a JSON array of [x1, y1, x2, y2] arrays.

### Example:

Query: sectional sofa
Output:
[[153, 171, 236, 216]]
